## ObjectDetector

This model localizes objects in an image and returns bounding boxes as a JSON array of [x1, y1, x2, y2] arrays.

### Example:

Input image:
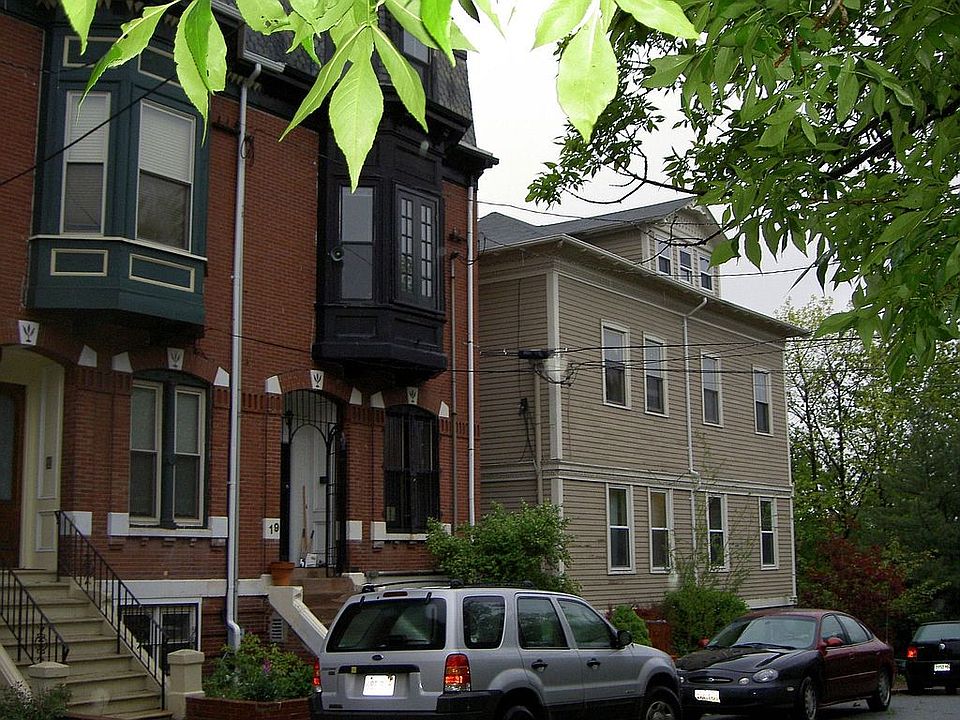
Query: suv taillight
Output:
[[313, 657, 322, 691], [443, 653, 471, 692], [906, 645, 918, 659]]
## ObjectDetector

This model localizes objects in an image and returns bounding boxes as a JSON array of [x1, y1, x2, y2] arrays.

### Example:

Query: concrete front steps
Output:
[[0, 570, 170, 720], [290, 569, 356, 626]]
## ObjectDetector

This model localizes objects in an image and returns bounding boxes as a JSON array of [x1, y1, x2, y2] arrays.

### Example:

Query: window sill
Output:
[[607, 568, 636, 575], [108, 512, 227, 538], [371, 521, 450, 542]]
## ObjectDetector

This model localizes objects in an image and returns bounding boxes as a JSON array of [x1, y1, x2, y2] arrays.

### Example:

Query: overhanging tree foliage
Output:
[[61, 0, 960, 374]]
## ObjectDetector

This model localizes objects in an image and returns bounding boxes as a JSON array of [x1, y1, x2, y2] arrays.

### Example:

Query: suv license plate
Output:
[[362, 675, 396, 696], [934, 663, 950, 673], [695, 689, 721, 703]]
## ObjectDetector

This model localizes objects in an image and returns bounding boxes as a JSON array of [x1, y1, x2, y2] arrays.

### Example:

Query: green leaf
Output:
[[534, 0, 591, 48], [815, 310, 859, 337], [764, 98, 803, 125], [329, 29, 383, 189], [84, 2, 178, 94], [714, 46, 739, 88], [877, 210, 924, 246], [373, 26, 427, 130], [183, 0, 214, 91], [642, 54, 692, 88], [758, 120, 791, 147], [422, 0, 455, 63], [470, 0, 502, 32], [616, 0, 699, 39], [174, 0, 212, 126], [283, 26, 364, 139], [557, 11, 618, 141], [62, 0, 97, 53], [945, 240, 960, 284], [235, 0, 290, 34], [743, 218, 761, 268], [836, 57, 858, 122], [710, 240, 739, 265]]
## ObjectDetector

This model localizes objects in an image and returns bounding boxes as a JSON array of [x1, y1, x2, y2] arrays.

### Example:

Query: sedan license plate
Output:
[[934, 663, 951, 673], [695, 689, 721, 703], [362, 674, 396, 696]]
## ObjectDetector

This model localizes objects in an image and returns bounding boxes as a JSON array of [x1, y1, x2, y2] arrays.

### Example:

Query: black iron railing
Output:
[[0, 562, 69, 664], [56, 511, 166, 705]]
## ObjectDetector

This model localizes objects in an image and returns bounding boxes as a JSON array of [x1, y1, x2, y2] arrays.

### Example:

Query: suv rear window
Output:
[[326, 598, 447, 651], [463, 596, 505, 649]]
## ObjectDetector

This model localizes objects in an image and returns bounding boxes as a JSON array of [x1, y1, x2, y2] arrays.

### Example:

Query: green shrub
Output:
[[0, 684, 70, 720], [203, 634, 312, 701], [609, 605, 651, 646], [663, 584, 749, 656]]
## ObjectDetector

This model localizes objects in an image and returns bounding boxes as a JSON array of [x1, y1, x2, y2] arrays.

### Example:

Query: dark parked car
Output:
[[676, 609, 895, 720], [904, 620, 960, 694], [310, 584, 681, 720]]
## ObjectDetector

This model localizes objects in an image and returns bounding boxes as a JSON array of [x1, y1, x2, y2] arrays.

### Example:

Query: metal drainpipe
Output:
[[226, 63, 261, 648], [450, 251, 460, 526], [683, 297, 708, 474], [466, 181, 477, 524]]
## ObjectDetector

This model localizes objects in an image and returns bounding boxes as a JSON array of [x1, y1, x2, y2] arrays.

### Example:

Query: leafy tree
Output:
[[662, 584, 748, 656], [426, 502, 578, 593], [609, 605, 652, 646]]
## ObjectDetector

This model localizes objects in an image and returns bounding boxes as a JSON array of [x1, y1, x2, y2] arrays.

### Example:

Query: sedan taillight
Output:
[[443, 653, 471, 692], [906, 646, 918, 659]]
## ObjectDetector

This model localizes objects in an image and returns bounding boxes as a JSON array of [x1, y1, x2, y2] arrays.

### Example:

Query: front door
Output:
[[0, 384, 24, 567]]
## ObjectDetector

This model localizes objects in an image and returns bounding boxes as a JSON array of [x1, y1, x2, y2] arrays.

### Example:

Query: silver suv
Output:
[[309, 584, 681, 720]]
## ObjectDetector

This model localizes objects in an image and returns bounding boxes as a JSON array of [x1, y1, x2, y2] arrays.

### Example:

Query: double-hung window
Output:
[[137, 102, 195, 248], [655, 238, 672, 275], [607, 486, 633, 572], [702, 355, 722, 425], [649, 490, 671, 572], [644, 337, 666, 414], [384, 406, 439, 532], [602, 325, 628, 407], [753, 369, 771, 434], [707, 495, 726, 569], [130, 377, 206, 527], [759, 499, 777, 567], [63, 92, 109, 234], [699, 255, 714, 291], [679, 249, 694, 283], [397, 189, 438, 309]]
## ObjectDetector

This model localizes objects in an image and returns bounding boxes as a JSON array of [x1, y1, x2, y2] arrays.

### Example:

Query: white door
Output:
[[289, 425, 328, 565]]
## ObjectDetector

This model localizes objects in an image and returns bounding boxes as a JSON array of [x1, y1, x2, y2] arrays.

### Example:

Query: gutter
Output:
[[226, 63, 261, 648], [467, 181, 477, 524]]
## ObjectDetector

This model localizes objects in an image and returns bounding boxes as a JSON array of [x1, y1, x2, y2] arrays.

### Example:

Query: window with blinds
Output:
[[63, 91, 109, 234], [137, 102, 195, 248]]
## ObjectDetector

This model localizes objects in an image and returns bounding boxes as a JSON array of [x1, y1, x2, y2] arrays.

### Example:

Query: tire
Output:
[[867, 669, 892, 711], [501, 705, 537, 720], [791, 676, 818, 720], [640, 686, 681, 720]]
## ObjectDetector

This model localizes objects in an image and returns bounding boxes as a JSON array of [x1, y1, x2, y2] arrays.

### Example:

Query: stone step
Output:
[[67, 688, 164, 717]]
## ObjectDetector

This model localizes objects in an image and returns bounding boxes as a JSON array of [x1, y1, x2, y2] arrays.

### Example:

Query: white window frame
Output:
[[606, 485, 635, 573], [678, 248, 694, 284], [648, 489, 673, 574], [130, 381, 163, 524], [759, 498, 778, 569], [701, 354, 723, 426], [707, 494, 728, 571], [61, 90, 110, 235], [601, 323, 630, 408], [753, 367, 772, 435], [136, 101, 195, 249], [655, 237, 673, 276], [643, 335, 668, 416], [699, 253, 715, 292]]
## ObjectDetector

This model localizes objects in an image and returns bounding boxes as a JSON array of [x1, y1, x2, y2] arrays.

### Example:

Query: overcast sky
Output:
[[460, 3, 851, 318]]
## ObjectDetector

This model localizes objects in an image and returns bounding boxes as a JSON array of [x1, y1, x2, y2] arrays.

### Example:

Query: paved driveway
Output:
[[701, 689, 958, 719]]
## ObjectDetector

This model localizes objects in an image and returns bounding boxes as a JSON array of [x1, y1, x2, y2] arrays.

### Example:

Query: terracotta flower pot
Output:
[[269, 561, 295, 586]]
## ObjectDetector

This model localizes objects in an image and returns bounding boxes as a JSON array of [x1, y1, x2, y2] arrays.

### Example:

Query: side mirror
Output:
[[698, 637, 710, 649], [616, 629, 633, 648]]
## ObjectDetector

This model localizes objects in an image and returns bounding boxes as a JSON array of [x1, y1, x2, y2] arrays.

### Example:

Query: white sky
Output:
[[459, 3, 851, 318]]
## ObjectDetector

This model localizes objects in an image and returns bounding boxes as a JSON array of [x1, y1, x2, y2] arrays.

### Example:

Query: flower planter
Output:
[[270, 560, 296, 586], [185, 696, 310, 720]]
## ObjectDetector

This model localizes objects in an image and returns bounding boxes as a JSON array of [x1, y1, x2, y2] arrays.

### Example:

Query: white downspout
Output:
[[467, 181, 477, 524], [683, 297, 708, 474], [227, 63, 261, 648]]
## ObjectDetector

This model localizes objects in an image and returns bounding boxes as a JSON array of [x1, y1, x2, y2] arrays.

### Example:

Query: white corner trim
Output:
[[370, 392, 385, 409], [264, 375, 282, 395], [350, 388, 363, 405], [78, 346, 98, 368], [65, 510, 93, 536], [112, 353, 133, 373], [347, 520, 363, 541], [215, 367, 230, 387]]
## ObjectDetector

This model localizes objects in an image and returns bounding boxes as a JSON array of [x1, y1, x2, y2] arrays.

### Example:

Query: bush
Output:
[[663, 584, 748, 656], [203, 634, 312, 701], [426, 502, 579, 593], [609, 605, 651, 646], [0, 684, 70, 720]]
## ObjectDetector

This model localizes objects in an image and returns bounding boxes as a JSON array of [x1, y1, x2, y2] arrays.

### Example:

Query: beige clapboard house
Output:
[[477, 199, 803, 611]]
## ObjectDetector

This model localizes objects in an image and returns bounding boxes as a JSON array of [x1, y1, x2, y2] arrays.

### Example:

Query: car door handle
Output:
[[586, 659, 601, 668], [531, 660, 548, 671]]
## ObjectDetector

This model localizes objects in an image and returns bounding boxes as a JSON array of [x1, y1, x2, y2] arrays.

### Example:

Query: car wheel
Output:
[[501, 704, 537, 720], [867, 669, 892, 711], [640, 686, 681, 720], [906, 675, 925, 695], [791, 676, 818, 720]]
